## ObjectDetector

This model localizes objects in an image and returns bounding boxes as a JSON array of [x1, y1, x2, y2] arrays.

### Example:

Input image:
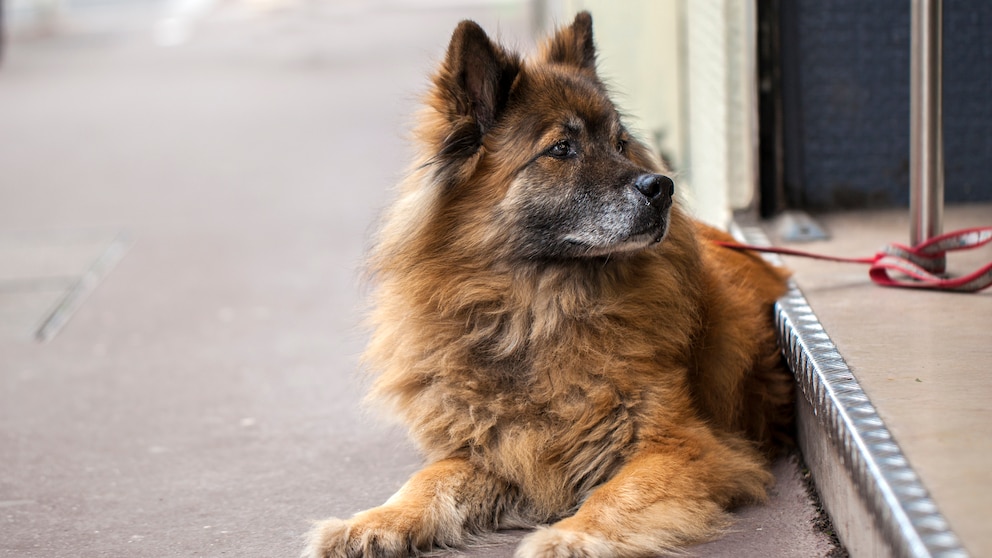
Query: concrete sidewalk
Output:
[[0, 2, 838, 556]]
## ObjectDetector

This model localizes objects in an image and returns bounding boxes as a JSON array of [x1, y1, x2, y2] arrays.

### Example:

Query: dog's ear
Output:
[[541, 11, 596, 70], [438, 20, 520, 140]]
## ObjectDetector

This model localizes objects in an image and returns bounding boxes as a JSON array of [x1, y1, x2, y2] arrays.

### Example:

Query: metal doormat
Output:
[[0, 230, 130, 342]]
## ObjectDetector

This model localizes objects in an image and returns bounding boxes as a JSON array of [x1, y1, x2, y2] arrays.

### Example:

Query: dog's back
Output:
[[692, 223, 794, 451]]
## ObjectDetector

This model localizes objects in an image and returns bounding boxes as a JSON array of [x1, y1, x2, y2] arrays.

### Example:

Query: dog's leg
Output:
[[302, 457, 506, 558], [514, 434, 772, 558]]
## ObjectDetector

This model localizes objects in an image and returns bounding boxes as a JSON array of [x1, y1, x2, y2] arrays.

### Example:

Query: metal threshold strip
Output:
[[731, 222, 967, 558]]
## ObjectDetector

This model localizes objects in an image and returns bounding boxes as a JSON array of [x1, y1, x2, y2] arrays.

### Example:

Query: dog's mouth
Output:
[[562, 208, 670, 258]]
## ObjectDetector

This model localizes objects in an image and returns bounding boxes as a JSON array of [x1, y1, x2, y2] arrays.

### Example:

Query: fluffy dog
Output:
[[304, 12, 793, 558]]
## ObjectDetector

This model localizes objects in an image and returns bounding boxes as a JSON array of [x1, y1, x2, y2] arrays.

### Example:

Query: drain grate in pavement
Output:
[[0, 231, 130, 342]]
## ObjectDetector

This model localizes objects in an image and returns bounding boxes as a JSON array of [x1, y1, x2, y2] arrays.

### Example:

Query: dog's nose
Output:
[[634, 174, 675, 201]]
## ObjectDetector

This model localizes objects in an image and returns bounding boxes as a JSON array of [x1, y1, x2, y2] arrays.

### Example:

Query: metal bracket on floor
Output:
[[773, 210, 830, 243]]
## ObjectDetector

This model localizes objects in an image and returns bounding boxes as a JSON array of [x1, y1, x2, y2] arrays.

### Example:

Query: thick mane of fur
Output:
[[361, 71, 712, 517], [364, 13, 790, 470]]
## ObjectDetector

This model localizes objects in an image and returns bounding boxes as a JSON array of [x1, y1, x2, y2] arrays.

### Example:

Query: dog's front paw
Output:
[[515, 526, 614, 558], [301, 518, 349, 558], [302, 514, 417, 558]]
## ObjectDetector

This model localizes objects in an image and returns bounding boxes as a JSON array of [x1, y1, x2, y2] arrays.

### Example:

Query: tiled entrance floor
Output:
[[771, 203, 992, 556]]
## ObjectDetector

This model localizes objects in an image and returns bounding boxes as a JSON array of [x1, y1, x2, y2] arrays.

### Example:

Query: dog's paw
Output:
[[301, 518, 346, 558], [301, 515, 417, 558], [514, 526, 614, 558]]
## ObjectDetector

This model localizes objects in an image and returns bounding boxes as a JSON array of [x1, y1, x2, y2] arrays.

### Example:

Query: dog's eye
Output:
[[547, 140, 572, 159], [616, 139, 627, 155]]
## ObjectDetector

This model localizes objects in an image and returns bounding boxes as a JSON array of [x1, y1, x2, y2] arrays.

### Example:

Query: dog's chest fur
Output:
[[422, 354, 642, 516], [366, 239, 702, 517], [382, 273, 694, 516]]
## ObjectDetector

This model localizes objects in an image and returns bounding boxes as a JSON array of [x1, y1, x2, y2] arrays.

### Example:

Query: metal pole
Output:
[[909, 0, 944, 254]]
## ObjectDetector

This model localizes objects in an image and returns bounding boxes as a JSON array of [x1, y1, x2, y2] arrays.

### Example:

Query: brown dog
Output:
[[304, 12, 793, 558]]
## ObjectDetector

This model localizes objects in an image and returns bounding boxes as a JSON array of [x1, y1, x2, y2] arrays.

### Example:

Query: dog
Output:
[[303, 12, 793, 558]]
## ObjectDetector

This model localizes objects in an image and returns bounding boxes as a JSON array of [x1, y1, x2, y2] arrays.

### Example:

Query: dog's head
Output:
[[418, 12, 676, 262]]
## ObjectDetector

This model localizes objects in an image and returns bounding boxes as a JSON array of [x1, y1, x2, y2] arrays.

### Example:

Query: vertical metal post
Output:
[[909, 0, 944, 254]]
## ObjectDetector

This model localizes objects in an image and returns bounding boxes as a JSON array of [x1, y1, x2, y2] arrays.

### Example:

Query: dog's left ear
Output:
[[541, 11, 596, 70], [438, 20, 521, 138]]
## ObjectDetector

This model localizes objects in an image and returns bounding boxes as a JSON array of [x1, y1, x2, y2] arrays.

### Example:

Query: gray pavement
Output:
[[0, 2, 838, 556]]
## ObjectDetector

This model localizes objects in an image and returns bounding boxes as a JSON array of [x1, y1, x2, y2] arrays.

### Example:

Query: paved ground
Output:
[[0, 2, 838, 556]]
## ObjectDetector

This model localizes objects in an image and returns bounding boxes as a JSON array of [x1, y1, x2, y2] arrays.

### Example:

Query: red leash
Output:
[[715, 226, 992, 293]]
